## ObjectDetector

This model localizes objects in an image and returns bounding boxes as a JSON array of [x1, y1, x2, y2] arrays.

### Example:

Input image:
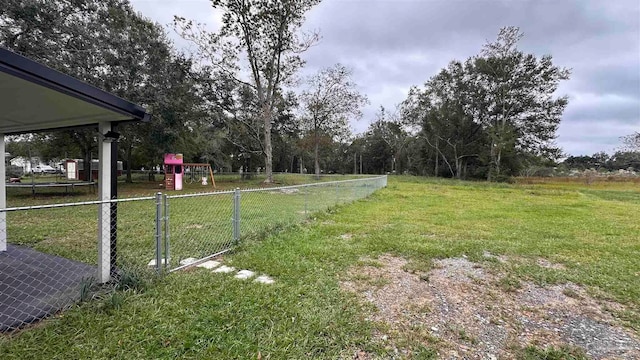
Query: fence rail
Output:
[[0, 194, 157, 332], [161, 175, 387, 272], [0, 175, 386, 332]]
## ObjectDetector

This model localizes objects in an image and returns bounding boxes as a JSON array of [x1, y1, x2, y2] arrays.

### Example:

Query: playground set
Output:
[[163, 153, 216, 191]]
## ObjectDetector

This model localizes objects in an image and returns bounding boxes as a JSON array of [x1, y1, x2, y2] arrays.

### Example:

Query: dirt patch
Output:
[[535, 257, 566, 270], [341, 255, 640, 359]]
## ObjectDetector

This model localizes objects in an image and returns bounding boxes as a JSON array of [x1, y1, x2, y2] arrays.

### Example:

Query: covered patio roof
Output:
[[0, 47, 150, 134], [1, 46, 151, 284]]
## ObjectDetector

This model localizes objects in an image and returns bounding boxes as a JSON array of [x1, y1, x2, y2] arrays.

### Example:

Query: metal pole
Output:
[[304, 185, 308, 217], [163, 194, 170, 270], [28, 147, 35, 196], [155, 192, 162, 274], [233, 188, 241, 245], [335, 181, 339, 206], [0, 134, 6, 252], [97, 122, 112, 283], [110, 122, 118, 278], [352, 180, 357, 201], [353, 153, 356, 174]]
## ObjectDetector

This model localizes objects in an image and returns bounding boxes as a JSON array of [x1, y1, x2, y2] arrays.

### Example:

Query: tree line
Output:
[[562, 133, 640, 173], [4, 1, 632, 182]]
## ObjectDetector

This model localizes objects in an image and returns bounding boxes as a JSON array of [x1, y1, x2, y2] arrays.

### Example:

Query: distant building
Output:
[[9, 156, 36, 173], [9, 157, 58, 174], [65, 159, 123, 181]]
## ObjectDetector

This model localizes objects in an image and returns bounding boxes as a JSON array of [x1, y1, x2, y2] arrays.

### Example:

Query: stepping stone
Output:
[[147, 258, 168, 267], [213, 265, 236, 273], [179, 257, 198, 266], [197, 260, 221, 269], [235, 270, 256, 280], [254, 275, 275, 284], [280, 188, 299, 194]]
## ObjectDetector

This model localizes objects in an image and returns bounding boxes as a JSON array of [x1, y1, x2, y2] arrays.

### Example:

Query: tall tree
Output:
[[473, 26, 570, 180], [360, 120, 395, 174], [299, 64, 368, 177], [612, 132, 640, 172], [1, 0, 211, 181], [621, 132, 640, 152], [401, 27, 569, 180], [271, 91, 301, 172], [1, 0, 109, 179], [175, 0, 321, 183], [608, 151, 640, 171], [367, 107, 413, 174], [97, 4, 204, 181], [404, 61, 485, 178]]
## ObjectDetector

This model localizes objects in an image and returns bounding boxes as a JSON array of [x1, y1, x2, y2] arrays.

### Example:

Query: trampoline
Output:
[[5, 182, 97, 195]]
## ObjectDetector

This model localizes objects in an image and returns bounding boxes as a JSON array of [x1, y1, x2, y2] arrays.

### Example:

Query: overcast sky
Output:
[[130, 0, 639, 156]]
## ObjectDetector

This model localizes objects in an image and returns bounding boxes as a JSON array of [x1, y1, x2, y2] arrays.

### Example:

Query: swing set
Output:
[[164, 153, 216, 190], [183, 163, 216, 187]]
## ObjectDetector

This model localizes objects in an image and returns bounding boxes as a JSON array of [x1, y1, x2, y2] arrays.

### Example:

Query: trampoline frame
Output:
[[5, 182, 97, 195]]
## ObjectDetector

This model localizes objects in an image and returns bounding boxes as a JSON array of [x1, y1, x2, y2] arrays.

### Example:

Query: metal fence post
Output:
[[335, 181, 339, 206], [154, 192, 162, 274], [352, 181, 357, 201], [232, 188, 241, 245], [304, 185, 308, 216], [163, 194, 170, 270]]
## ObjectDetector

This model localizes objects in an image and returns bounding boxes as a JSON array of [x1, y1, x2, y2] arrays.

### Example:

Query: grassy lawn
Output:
[[4, 174, 378, 269], [1, 176, 638, 358], [5, 172, 362, 202]]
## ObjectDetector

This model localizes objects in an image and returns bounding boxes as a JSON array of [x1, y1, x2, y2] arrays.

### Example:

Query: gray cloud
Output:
[[564, 93, 639, 123], [130, 0, 640, 156], [558, 120, 637, 155], [570, 65, 640, 99]]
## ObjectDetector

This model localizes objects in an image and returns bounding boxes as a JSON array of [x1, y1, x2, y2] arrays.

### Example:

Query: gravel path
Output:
[[341, 254, 640, 359]]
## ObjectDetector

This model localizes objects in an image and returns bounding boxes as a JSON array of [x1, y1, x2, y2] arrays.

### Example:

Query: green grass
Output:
[[515, 345, 588, 360], [5, 174, 379, 270], [1, 175, 638, 358]]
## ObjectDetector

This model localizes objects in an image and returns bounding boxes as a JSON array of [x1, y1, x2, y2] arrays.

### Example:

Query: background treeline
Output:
[[2, 0, 637, 181]]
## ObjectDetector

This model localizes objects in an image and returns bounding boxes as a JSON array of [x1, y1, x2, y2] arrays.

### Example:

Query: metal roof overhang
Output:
[[0, 47, 151, 134], [0, 47, 152, 283]]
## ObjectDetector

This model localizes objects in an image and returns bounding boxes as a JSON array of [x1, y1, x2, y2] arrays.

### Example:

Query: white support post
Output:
[[0, 133, 6, 252], [97, 122, 111, 283]]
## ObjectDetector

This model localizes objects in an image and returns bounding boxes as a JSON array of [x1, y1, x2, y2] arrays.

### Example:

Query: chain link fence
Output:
[[0, 175, 386, 332], [162, 176, 387, 272], [161, 191, 235, 271], [0, 196, 156, 332]]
